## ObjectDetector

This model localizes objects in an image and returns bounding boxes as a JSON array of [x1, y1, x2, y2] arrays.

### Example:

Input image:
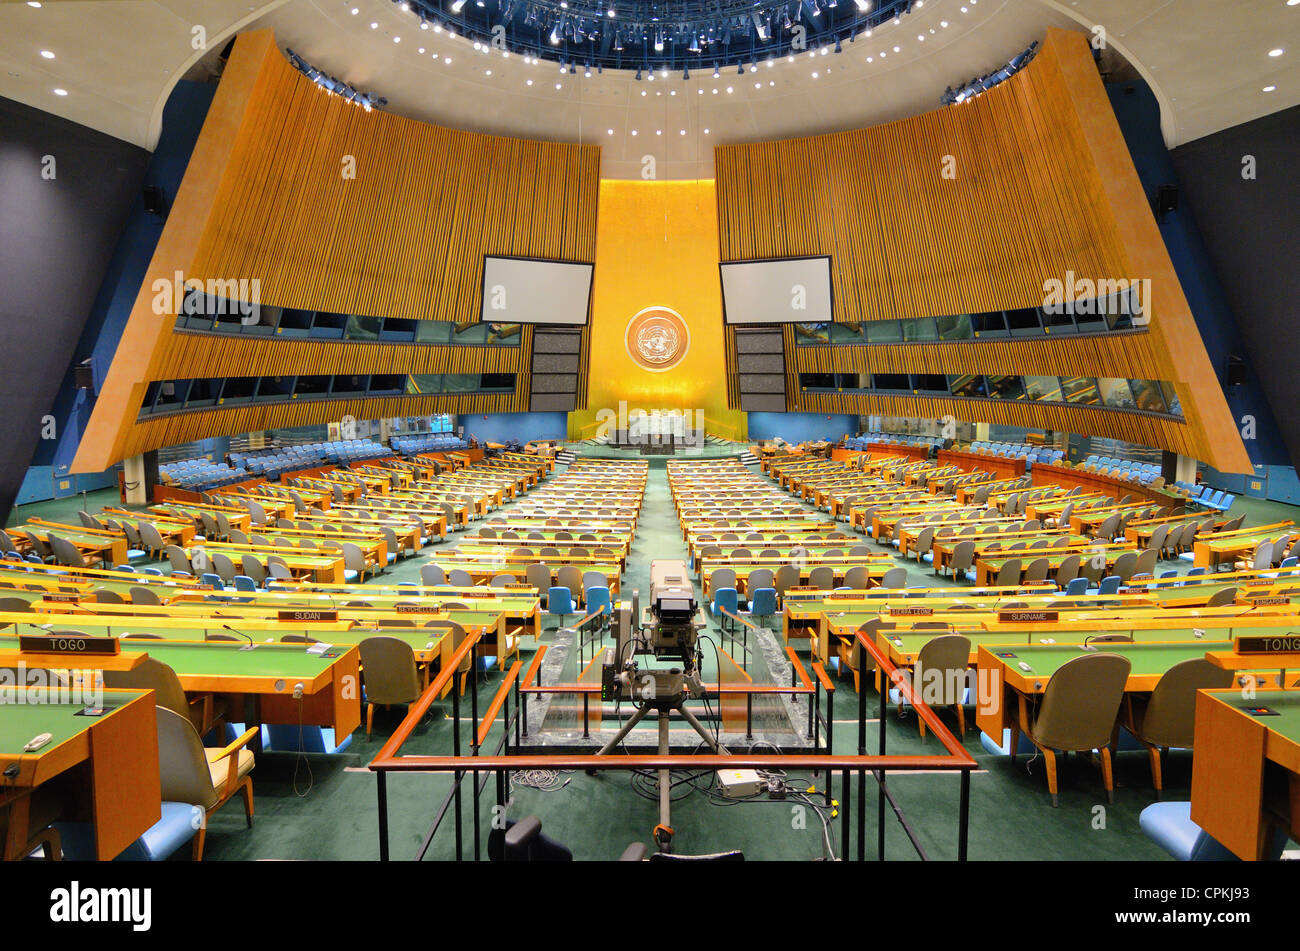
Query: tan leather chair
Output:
[[910, 634, 972, 738], [838, 619, 890, 694], [1206, 586, 1238, 607], [1123, 658, 1233, 797], [424, 621, 475, 697], [104, 657, 226, 737], [156, 707, 256, 860], [1014, 652, 1131, 806], [358, 636, 423, 737]]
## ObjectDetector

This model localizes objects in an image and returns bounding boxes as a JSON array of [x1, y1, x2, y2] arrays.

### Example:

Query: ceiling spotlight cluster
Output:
[[287, 48, 389, 109], [390, 0, 917, 73], [940, 39, 1036, 105]]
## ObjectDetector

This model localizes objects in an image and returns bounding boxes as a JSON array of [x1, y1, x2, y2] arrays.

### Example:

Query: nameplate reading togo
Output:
[[278, 610, 338, 622], [998, 610, 1059, 623], [1235, 633, 1300, 654], [19, 633, 120, 656]]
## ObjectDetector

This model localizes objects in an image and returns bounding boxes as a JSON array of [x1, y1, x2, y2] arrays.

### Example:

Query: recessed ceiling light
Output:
[[555, 82, 562, 88], [52, 87, 67, 95], [726, 85, 733, 93], [526, 79, 533, 85], [39, 50, 54, 59], [656, 129, 661, 135], [1264, 84, 1277, 91], [393, 36, 401, 43], [811, 71, 819, 78], [418, 47, 425, 53], [350, 6, 358, 12], [370, 21, 378, 28], [485, 69, 491, 75], [607, 128, 614, 134], [27, 1, 41, 7], [1268, 48, 1285, 57], [631, 129, 637, 136], [680, 129, 685, 135], [444, 57, 452, 64], [703, 128, 709, 134]]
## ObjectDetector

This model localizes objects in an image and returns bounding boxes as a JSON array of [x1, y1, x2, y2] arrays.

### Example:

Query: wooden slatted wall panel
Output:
[[123, 394, 520, 459], [798, 391, 1201, 458], [72, 28, 598, 470], [715, 27, 1249, 471]]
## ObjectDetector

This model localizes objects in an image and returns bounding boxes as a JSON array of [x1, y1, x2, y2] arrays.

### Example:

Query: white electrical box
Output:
[[717, 768, 763, 799]]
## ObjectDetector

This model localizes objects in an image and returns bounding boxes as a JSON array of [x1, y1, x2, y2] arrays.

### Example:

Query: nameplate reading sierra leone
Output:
[[1234, 633, 1300, 654], [997, 610, 1058, 623], [278, 610, 338, 622]]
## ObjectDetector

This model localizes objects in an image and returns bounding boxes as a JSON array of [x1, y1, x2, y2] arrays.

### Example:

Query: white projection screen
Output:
[[720, 256, 833, 324], [480, 256, 593, 325]]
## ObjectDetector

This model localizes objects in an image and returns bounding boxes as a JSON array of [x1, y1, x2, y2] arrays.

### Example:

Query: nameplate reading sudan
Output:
[[278, 610, 338, 622]]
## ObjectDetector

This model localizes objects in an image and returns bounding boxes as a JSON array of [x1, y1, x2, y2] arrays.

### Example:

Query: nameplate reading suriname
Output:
[[278, 610, 338, 622], [997, 610, 1059, 623]]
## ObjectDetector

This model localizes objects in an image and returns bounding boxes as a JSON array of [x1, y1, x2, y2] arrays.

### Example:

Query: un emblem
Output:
[[625, 306, 690, 373]]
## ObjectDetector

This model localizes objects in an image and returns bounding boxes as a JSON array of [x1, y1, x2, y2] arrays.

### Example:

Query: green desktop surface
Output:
[[0, 695, 132, 757]]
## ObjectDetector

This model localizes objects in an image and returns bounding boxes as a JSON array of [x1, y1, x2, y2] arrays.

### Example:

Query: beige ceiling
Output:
[[2, 0, 1298, 177]]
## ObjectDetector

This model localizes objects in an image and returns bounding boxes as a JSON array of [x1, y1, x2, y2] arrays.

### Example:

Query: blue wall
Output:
[[1108, 80, 1286, 468], [459, 412, 569, 444], [747, 412, 856, 443]]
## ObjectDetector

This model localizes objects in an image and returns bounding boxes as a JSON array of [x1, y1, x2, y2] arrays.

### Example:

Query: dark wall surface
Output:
[[0, 96, 148, 522], [1169, 102, 1300, 468]]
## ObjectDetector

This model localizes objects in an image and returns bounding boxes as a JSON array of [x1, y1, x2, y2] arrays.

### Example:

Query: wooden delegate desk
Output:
[[189, 543, 346, 583], [23, 521, 128, 567], [971, 546, 1135, 586], [1031, 462, 1185, 509], [1192, 685, 1300, 860], [939, 448, 1025, 479], [4, 636, 360, 738], [975, 640, 1233, 744], [0, 687, 160, 860], [1194, 522, 1297, 569]]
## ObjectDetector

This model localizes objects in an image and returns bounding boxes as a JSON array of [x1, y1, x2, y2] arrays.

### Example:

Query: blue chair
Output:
[[710, 586, 739, 631], [140, 567, 165, 576], [1140, 801, 1287, 861], [55, 802, 199, 861], [741, 587, 778, 625], [232, 575, 258, 592], [201, 572, 224, 591], [584, 585, 612, 630], [1158, 569, 1178, 579], [548, 586, 574, 627], [1091, 575, 1121, 595], [1065, 577, 1090, 596]]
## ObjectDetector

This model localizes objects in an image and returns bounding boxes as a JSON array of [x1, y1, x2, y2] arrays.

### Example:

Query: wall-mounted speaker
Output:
[[1155, 183, 1178, 218], [143, 185, 167, 219], [1226, 355, 1247, 387]]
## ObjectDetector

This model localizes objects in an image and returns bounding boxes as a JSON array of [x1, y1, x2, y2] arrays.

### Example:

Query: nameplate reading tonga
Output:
[[1234, 633, 1300, 654]]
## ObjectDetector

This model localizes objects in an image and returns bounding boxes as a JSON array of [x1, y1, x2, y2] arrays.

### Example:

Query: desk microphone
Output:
[[220, 624, 256, 649]]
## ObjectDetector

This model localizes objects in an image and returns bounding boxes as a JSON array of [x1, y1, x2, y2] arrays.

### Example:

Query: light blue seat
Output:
[[980, 727, 1038, 757], [584, 585, 612, 629], [55, 802, 199, 861], [1065, 577, 1090, 596], [1138, 801, 1288, 861], [740, 587, 778, 624], [232, 575, 258, 592], [548, 586, 575, 627], [201, 572, 224, 590], [710, 586, 739, 625], [1092, 575, 1122, 595]]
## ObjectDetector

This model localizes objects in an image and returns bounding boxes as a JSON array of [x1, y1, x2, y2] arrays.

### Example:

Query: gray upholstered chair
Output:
[[1122, 658, 1233, 797], [1016, 653, 1131, 806], [359, 636, 424, 737]]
